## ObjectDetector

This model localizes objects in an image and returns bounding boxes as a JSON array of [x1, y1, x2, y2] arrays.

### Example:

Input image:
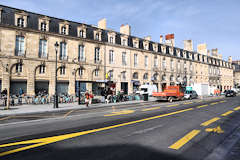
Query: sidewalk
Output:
[[0, 96, 224, 117], [0, 98, 156, 116]]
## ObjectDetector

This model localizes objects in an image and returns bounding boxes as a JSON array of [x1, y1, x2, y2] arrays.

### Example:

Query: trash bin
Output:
[[143, 93, 148, 101]]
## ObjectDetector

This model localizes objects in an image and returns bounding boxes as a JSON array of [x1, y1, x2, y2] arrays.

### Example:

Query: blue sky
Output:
[[1, 0, 239, 60]]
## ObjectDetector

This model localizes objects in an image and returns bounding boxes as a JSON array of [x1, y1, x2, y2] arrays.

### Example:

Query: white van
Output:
[[136, 85, 158, 96]]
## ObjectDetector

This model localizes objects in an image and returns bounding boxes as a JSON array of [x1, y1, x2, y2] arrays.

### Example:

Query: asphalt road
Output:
[[0, 96, 239, 160]]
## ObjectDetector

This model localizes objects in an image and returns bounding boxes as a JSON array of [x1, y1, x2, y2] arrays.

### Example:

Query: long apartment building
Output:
[[0, 5, 234, 96]]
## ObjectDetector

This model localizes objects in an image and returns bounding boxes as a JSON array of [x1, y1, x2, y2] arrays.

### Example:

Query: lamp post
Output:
[[54, 42, 59, 109]]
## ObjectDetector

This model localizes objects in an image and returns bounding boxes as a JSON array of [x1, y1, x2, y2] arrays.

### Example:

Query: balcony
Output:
[[59, 56, 68, 61], [94, 60, 102, 65], [78, 57, 86, 63], [15, 49, 26, 57], [38, 53, 48, 59]]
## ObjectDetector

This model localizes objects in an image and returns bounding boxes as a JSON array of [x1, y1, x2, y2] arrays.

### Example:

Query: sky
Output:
[[1, 0, 239, 60]]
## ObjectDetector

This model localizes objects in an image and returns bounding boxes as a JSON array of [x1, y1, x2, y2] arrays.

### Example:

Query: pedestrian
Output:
[[1, 88, 7, 106], [89, 91, 94, 105], [85, 91, 90, 107]]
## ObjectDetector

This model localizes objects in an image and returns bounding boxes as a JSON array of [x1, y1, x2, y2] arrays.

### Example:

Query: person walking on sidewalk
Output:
[[85, 91, 90, 107], [89, 91, 94, 105]]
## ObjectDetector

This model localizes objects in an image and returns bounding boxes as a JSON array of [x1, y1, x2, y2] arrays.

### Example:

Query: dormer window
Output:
[[41, 23, 47, 31], [0, 8, 2, 23], [95, 33, 99, 40], [109, 37, 113, 44], [133, 42, 138, 48], [79, 30, 84, 38], [17, 18, 24, 27], [61, 26, 66, 35]]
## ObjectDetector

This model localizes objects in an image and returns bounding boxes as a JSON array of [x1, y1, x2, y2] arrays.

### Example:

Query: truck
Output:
[[136, 84, 158, 96], [152, 85, 184, 102]]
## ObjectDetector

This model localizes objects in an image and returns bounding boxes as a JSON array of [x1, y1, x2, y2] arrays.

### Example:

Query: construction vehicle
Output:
[[152, 85, 184, 102]]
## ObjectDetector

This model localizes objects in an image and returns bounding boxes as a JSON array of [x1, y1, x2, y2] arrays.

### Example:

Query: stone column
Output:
[[86, 82, 92, 92], [1, 72, 10, 92], [49, 63, 56, 96], [27, 63, 35, 96], [128, 81, 133, 94], [68, 65, 76, 95]]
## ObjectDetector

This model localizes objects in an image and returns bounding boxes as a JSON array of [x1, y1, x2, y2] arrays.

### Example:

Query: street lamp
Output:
[[54, 42, 59, 109]]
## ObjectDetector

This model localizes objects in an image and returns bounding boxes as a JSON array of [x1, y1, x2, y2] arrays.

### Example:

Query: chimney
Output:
[[211, 48, 218, 58], [183, 40, 193, 51], [197, 43, 207, 55], [160, 35, 163, 43], [207, 50, 211, 56], [228, 56, 232, 63], [165, 34, 175, 46], [98, 18, 107, 29], [144, 36, 151, 41], [120, 24, 131, 35]]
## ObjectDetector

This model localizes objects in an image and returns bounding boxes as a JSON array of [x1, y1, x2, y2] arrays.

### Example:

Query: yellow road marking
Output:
[[205, 126, 224, 134], [210, 102, 218, 105], [168, 104, 179, 107], [197, 104, 208, 109], [0, 108, 193, 157], [63, 110, 75, 118], [184, 102, 193, 105], [219, 100, 226, 103], [200, 117, 220, 126], [104, 110, 135, 117], [0, 116, 11, 121], [169, 130, 200, 150], [221, 111, 234, 117], [234, 106, 240, 111], [142, 107, 161, 111]]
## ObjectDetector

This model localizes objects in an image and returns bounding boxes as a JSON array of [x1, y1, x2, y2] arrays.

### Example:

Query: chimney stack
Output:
[[98, 18, 107, 29], [165, 34, 175, 46], [197, 43, 207, 55], [160, 35, 163, 43], [120, 24, 131, 35], [183, 40, 193, 51], [144, 36, 151, 41]]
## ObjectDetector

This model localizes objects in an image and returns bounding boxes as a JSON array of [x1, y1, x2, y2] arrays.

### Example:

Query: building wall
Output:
[[0, 5, 234, 96]]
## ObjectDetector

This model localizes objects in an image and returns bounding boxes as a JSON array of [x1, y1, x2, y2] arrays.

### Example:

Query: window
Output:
[[184, 62, 187, 71], [41, 23, 47, 31], [190, 63, 193, 72], [95, 33, 99, 40], [39, 65, 45, 74], [15, 36, 25, 56], [133, 42, 138, 48], [134, 54, 138, 67], [17, 18, 24, 27], [61, 26, 66, 34], [109, 50, 114, 64], [122, 39, 127, 46], [170, 75, 174, 81], [60, 42, 67, 60], [122, 52, 127, 66], [59, 66, 65, 75], [154, 56, 158, 67], [109, 36, 113, 44], [39, 39, 47, 58], [122, 72, 126, 80], [16, 63, 23, 73], [177, 61, 181, 71], [153, 73, 158, 81], [79, 68, 84, 76], [162, 74, 166, 81], [162, 58, 166, 69], [94, 47, 100, 63], [144, 44, 148, 50], [94, 70, 99, 76], [78, 45, 85, 61], [170, 60, 174, 71], [145, 56, 148, 67], [79, 30, 84, 38], [143, 73, 148, 80], [133, 72, 138, 79]]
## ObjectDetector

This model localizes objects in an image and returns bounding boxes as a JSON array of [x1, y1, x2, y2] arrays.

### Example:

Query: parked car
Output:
[[225, 90, 236, 97], [184, 90, 198, 100]]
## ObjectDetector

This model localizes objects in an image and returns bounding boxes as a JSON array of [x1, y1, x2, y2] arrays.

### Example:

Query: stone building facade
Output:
[[0, 5, 234, 96]]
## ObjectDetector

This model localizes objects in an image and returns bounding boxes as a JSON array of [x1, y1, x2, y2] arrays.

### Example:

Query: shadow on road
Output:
[[5, 144, 188, 160]]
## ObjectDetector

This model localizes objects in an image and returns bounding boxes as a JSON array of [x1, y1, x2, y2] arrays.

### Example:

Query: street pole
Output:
[[54, 42, 59, 109]]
